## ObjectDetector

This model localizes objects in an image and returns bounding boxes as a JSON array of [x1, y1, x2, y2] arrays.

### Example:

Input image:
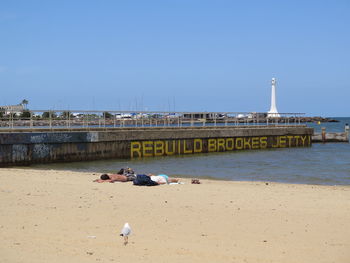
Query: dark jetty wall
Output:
[[0, 126, 313, 167]]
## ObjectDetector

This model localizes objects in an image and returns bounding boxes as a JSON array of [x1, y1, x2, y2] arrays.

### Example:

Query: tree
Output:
[[21, 99, 29, 109], [42, 111, 57, 119], [9, 112, 17, 118], [103, 111, 113, 119], [60, 111, 73, 119], [20, 110, 31, 119]]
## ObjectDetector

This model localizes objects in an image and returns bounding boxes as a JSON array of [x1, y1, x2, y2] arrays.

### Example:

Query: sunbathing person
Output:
[[93, 173, 128, 183], [148, 174, 180, 184], [93, 167, 136, 183]]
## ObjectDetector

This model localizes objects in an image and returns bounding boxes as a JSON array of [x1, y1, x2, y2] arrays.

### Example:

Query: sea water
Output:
[[31, 117, 350, 186]]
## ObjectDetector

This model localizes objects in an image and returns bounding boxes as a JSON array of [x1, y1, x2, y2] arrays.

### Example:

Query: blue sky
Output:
[[0, 0, 349, 116]]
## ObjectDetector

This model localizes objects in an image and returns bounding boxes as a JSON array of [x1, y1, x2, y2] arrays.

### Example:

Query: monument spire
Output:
[[267, 77, 280, 118]]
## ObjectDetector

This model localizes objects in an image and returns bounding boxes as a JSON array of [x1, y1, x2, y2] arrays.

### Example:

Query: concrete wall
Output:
[[0, 126, 313, 166]]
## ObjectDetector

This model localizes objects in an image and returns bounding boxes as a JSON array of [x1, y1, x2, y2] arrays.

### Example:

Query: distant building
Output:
[[0, 104, 24, 115]]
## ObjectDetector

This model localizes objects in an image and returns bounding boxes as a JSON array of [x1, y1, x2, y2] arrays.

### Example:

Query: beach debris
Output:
[[120, 223, 131, 245], [191, 178, 201, 184], [87, 235, 96, 239], [86, 251, 94, 255]]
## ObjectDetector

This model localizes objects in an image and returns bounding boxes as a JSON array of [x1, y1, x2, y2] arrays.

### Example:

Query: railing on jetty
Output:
[[0, 110, 306, 131]]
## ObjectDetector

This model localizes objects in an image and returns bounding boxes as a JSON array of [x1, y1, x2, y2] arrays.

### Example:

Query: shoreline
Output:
[[1, 168, 349, 263], [8, 166, 350, 187]]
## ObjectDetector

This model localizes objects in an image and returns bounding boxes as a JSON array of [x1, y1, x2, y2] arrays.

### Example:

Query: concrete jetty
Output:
[[312, 127, 349, 143], [0, 125, 313, 167], [312, 132, 349, 143], [312, 133, 348, 143]]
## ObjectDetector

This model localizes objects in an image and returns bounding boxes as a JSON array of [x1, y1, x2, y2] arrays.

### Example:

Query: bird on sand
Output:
[[120, 223, 131, 245]]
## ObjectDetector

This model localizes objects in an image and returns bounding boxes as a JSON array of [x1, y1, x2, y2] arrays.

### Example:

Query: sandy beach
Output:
[[0, 168, 349, 263]]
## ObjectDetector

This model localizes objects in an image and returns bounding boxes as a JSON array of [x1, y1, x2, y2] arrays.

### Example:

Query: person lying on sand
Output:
[[148, 174, 180, 184], [93, 173, 129, 183], [93, 167, 137, 183]]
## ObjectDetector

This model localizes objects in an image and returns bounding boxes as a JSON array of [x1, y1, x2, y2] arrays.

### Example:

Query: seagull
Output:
[[120, 223, 131, 245]]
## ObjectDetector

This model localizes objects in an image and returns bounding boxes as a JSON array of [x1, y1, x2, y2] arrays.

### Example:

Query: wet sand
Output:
[[0, 168, 349, 263]]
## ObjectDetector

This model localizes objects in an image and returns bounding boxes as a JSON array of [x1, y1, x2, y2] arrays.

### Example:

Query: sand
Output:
[[0, 168, 349, 263]]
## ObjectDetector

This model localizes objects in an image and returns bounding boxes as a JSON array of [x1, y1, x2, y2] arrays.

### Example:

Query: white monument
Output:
[[267, 77, 280, 118]]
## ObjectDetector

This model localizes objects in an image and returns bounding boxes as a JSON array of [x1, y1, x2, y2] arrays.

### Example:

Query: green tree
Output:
[[60, 111, 73, 119], [9, 112, 17, 118], [103, 111, 113, 119], [42, 111, 57, 119], [20, 110, 31, 119]]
